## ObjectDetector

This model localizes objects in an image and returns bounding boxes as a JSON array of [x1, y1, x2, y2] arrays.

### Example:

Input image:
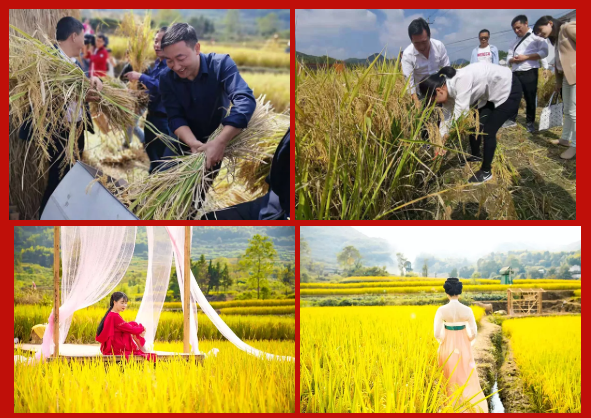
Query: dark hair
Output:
[[159, 26, 168, 33], [511, 15, 528, 27], [419, 66, 457, 103], [479, 29, 490, 37], [408, 18, 431, 40], [161, 23, 198, 49], [96, 292, 128, 337], [533, 15, 563, 46], [97, 34, 109, 47], [56, 17, 84, 42], [443, 277, 463, 296]]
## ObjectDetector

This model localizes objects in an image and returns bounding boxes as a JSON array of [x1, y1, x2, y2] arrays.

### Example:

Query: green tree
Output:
[[281, 263, 295, 296], [300, 236, 311, 270], [224, 10, 241, 40], [239, 234, 277, 299], [220, 264, 232, 291], [260, 286, 271, 300], [257, 13, 280, 37], [155, 9, 183, 27], [188, 15, 215, 38], [449, 267, 458, 277], [337, 246, 362, 272], [396, 252, 408, 276], [422, 259, 429, 277]]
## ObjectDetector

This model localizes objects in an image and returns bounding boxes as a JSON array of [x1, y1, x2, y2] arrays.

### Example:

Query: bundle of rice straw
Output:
[[9, 25, 148, 169], [125, 96, 290, 220], [117, 11, 155, 90]]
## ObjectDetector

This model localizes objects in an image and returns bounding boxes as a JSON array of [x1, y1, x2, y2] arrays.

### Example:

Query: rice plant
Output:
[[300, 305, 486, 412], [296, 54, 484, 220], [9, 26, 148, 168], [14, 305, 295, 343], [124, 96, 289, 220], [117, 11, 155, 90], [14, 339, 294, 412], [502, 315, 581, 412], [218, 306, 295, 316], [300, 282, 582, 296], [165, 299, 295, 310], [243, 72, 290, 113], [301, 279, 578, 289]]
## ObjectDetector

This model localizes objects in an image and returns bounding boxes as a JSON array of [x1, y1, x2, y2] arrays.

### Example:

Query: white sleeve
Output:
[[537, 39, 549, 59], [401, 53, 417, 95], [439, 101, 453, 137], [439, 43, 451, 68], [468, 309, 478, 342], [440, 72, 473, 137], [434, 307, 444, 343]]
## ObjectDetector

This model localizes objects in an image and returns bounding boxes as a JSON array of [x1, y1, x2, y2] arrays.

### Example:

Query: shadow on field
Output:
[[511, 167, 576, 219]]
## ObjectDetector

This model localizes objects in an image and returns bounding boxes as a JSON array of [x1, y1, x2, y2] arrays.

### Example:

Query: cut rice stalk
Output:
[[124, 96, 289, 220], [9, 25, 149, 170]]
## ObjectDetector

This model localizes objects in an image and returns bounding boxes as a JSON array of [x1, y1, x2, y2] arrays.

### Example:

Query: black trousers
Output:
[[511, 68, 539, 124], [201, 195, 267, 220], [144, 114, 169, 174], [40, 130, 86, 216], [470, 74, 522, 172]]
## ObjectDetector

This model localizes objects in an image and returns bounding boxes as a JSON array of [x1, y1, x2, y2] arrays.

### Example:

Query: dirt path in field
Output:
[[472, 316, 534, 413], [471, 316, 499, 401]]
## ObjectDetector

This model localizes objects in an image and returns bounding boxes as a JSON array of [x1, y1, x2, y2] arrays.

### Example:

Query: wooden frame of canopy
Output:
[[49, 226, 200, 362]]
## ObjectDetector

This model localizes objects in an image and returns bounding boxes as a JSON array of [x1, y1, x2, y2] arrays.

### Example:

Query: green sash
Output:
[[444, 324, 466, 330]]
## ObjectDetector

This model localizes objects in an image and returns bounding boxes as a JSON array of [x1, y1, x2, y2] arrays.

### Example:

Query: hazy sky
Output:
[[296, 9, 572, 61], [352, 226, 581, 262]]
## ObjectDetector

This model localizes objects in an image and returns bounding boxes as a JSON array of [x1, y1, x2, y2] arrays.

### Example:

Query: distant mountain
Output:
[[452, 58, 470, 67], [297, 51, 394, 67], [300, 226, 395, 269], [295, 51, 338, 65]]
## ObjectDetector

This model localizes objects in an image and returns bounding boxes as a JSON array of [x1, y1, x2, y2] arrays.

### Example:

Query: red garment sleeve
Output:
[[96, 312, 116, 354], [113, 316, 144, 335]]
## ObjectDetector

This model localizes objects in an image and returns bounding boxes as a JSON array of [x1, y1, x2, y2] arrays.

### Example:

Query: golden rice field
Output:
[[301, 279, 573, 289], [300, 305, 485, 413], [163, 299, 295, 309], [502, 316, 581, 413], [573, 289, 581, 297], [14, 305, 294, 343], [14, 339, 294, 412], [219, 306, 295, 316], [300, 282, 581, 296], [109, 36, 290, 68], [242, 72, 290, 113]]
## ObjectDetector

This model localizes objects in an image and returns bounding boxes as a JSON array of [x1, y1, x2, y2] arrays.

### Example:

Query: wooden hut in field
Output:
[[9, 9, 81, 220]]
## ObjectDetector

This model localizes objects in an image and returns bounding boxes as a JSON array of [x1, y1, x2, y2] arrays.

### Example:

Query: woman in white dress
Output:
[[434, 278, 488, 412]]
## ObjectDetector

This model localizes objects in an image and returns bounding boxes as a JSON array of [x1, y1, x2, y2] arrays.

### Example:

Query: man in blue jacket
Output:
[[470, 30, 499, 64], [158, 23, 256, 218]]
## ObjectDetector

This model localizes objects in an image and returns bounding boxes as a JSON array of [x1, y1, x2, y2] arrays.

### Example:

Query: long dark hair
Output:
[[419, 66, 457, 104], [96, 292, 128, 337], [533, 16, 563, 46]]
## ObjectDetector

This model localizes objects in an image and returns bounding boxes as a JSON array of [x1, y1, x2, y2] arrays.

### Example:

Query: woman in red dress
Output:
[[95, 292, 157, 362]]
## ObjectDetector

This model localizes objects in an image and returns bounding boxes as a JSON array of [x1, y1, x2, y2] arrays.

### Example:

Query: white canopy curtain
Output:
[[36, 226, 137, 360], [165, 226, 294, 362], [31, 226, 293, 362]]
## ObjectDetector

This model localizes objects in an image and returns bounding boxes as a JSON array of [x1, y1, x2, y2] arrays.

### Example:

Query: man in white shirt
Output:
[[506, 15, 549, 132], [401, 18, 450, 106]]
